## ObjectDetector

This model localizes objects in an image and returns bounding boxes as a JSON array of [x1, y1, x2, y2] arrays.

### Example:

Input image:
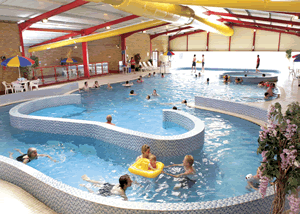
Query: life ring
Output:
[[196, 60, 202, 63], [128, 158, 164, 178]]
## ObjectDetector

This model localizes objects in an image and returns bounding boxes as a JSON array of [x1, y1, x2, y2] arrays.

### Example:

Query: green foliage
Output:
[[257, 102, 300, 195], [286, 49, 292, 60]]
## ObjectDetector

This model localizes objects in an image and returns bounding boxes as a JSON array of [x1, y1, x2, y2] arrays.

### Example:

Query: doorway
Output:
[[152, 51, 159, 67]]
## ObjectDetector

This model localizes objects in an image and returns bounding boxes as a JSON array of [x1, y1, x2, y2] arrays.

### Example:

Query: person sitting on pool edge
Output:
[[163, 155, 197, 190], [9, 148, 57, 164], [123, 81, 133, 87], [129, 90, 137, 95], [81, 174, 132, 201], [106, 115, 115, 125], [136, 144, 151, 162]]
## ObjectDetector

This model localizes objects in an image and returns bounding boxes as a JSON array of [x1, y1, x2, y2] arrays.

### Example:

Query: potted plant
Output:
[[134, 54, 141, 71], [257, 102, 300, 214]]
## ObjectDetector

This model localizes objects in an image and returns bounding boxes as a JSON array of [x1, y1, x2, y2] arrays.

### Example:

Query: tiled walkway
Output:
[[0, 69, 299, 214]]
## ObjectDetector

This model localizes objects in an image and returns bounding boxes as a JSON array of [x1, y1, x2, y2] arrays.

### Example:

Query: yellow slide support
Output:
[[28, 20, 165, 53], [129, 0, 300, 13]]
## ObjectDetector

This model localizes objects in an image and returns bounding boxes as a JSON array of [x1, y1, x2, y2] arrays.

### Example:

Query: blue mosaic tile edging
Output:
[[195, 96, 268, 122], [9, 94, 205, 157], [0, 155, 289, 214], [219, 72, 278, 83]]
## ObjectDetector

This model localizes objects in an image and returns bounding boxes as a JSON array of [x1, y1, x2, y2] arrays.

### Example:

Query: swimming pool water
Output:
[[0, 101, 261, 203], [30, 72, 276, 135]]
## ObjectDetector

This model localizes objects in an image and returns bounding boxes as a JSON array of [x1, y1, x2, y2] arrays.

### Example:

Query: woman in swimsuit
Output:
[[9, 148, 57, 164]]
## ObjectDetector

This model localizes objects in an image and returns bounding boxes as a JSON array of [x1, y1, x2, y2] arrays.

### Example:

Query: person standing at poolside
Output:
[[202, 54, 205, 72], [192, 54, 196, 73], [130, 57, 136, 74], [256, 55, 260, 73]]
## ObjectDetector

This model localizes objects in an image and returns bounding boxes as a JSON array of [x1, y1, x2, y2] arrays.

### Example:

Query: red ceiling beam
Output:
[[27, 28, 82, 34], [150, 26, 193, 40], [30, 32, 80, 48], [169, 30, 205, 41], [204, 11, 300, 27], [19, 0, 89, 31], [218, 18, 300, 32], [231, 23, 300, 37], [83, 15, 140, 35]]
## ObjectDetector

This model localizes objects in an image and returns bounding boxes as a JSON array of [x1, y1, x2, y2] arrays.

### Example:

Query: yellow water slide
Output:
[[29, 20, 165, 52], [135, 0, 300, 13]]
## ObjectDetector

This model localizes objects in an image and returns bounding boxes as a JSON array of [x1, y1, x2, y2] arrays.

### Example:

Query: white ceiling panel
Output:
[[271, 23, 289, 27], [2, 0, 61, 10], [255, 20, 271, 25], [239, 18, 255, 23], [249, 11, 270, 18], [270, 13, 293, 21], [203, 6, 228, 13], [227, 8, 248, 16], [49, 15, 103, 25]]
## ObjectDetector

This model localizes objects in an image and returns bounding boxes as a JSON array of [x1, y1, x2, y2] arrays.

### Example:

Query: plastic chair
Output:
[[11, 82, 25, 93], [2, 81, 14, 94], [29, 79, 40, 90], [139, 62, 147, 72], [147, 61, 159, 70], [142, 62, 152, 71]]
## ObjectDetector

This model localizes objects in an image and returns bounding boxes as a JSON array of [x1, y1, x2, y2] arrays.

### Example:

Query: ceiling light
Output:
[[294, 15, 299, 20], [105, 26, 110, 29], [74, 46, 77, 49], [143, 30, 146, 33], [69, 37, 72, 40], [42, 18, 48, 23], [254, 29, 256, 32]]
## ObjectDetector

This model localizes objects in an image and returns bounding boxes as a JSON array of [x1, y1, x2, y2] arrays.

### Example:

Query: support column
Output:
[[252, 30, 256, 51], [206, 32, 210, 51], [278, 33, 281, 51], [168, 36, 170, 50], [229, 36, 231, 51], [186, 35, 188, 51], [18, 26, 25, 57], [150, 39, 152, 59], [82, 42, 90, 78], [121, 35, 126, 66]]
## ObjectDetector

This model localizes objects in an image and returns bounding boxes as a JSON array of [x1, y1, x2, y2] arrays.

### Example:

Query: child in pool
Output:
[[9, 148, 57, 164], [152, 89, 159, 96], [148, 154, 157, 170], [93, 81, 100, 88], [246, 166, 261, 190], [163, 155, 197, 190], [129, 90, 137, 95], [80, 81, 89, 92], [136, 144, 151, 162], [107, 83, 113, 89]]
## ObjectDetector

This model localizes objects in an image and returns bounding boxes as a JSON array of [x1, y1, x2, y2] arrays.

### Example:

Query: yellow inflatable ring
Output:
[[128, 158, 164, 178], [196, 60, 202, 63]]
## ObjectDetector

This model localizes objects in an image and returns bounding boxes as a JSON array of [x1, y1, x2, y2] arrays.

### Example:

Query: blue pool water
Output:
[[30, 72, 276, 135], [0, 83, 261, 203]]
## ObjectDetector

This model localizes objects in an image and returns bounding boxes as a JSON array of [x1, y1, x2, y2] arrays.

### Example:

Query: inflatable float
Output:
[[128, 158, 164, 178]]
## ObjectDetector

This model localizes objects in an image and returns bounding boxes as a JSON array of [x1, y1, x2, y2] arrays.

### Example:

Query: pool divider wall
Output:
[[195, 96, 268, 122], [9, 94, 205, 157], [0, 82, 79, 107], [0, 154, 289, 214]]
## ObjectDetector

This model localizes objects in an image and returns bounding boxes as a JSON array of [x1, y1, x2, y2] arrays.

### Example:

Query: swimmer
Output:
[[107, 83, 113, 89], [264, 92, 270, 99], [123, 81, 133, 87], [181, 99, 187, 104], [246, 166, 261, 190], [195, 74, 197, 78], [93, 81, 100, 88], [198, 72, 201, 77], [207, 78, 209, 84], [262, 74, 266, 77], [224, 75, 230, 83], [163, 155, 197, 190], [152, 89, 159, 96], [267, 83, 275, 96], [137, 78, 142, 83], [244, 74, 247, 77], [258, 81, 265, 87], [81, 174, 133, 201], [139, 76, 144, 82], [172, 106, 178, 110], [136, 144, 151, 162], [129, 90, 137, 95], [106, 115, 115, 125], [9, 148, 57, 164], [161, 73, 164, 78], [81, 81, 90, 92], [153, 72, 156, 76], [148, 73, 151, 77], [146, 95, 151, 100], [148, 154, 157, 170]]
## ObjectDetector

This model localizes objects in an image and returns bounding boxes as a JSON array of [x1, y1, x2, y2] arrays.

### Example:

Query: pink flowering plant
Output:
[[257, 102, 300, 214]]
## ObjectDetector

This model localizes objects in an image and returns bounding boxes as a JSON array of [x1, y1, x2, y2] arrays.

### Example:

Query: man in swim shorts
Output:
[[81, 174, 132, 200]]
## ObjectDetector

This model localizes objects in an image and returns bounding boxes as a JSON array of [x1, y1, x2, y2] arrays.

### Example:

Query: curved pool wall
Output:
[[219, 72, 278, 83], [2, 94, 291, 213], [0, 155, 289, 213], [9, 94, 205, 157], [195, 96, 268, 122]]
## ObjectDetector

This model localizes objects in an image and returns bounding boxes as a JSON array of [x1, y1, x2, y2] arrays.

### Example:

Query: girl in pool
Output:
[[161, 73, 164, 78], [81, 81, 90, 92], [107, 83, 113, 89], [163, 155, 197, 190], [136, 144, 151, 162], [9, 148, 57, 164], [148, 154, 157, 170], [93, 81, 100, 88], [129, 90, 137, 95], [152, 89, 159, 96]]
